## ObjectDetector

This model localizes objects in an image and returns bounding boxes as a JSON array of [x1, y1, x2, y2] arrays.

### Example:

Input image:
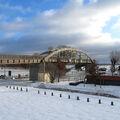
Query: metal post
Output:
[[43, 61, 45, 73], [79, 53, 81, 63], [43, 60, 46, 82], [4, 66, 6, 79]]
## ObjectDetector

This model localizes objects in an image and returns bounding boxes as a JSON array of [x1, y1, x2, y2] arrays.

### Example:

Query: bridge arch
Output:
[[44, 47, 94, 63]]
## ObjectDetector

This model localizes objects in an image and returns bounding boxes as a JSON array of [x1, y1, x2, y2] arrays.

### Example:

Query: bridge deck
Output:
[[0, 48, 93, 65]]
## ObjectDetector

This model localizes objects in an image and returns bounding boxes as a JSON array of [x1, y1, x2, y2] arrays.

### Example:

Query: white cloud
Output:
[[0, 3, 31, 13], [90, 0, 98, 3], [3, 32, 16, 39], [0, 0, 120, 62], [43, 10, 56, 16], [15, 17, 23, 22], [0, 14, 7, 20], [1, 0, 120, 41], [112, 18, 120, 29]]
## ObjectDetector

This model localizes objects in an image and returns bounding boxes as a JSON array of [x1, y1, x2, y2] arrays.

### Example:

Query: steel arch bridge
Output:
[[42, 47, 94, 64], [0, 47, 94, 66], [29, 47, 94, 81], [0, 47, 94, 81]]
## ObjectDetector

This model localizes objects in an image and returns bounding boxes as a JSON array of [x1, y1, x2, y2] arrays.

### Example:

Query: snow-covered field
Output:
[[0, 66, 120, 120], [31, 81, 120, 98], [0, 86, 120, 120]]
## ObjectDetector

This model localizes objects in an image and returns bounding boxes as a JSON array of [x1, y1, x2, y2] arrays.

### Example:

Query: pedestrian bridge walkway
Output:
[[0, 47, 94, 65]]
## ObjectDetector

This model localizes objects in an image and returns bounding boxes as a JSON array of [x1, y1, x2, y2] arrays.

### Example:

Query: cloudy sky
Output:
[[0, 0, 120, 63]]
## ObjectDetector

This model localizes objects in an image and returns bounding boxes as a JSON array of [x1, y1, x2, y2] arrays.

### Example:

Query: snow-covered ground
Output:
[[0, 86, 120, 120], [54, 68, 86, 82], [31, 81, 120, 98], [99, 65, 120, 76], [0, 79, 32, 86], [0, 66, 120, 119], [0, 68, 29, 79]]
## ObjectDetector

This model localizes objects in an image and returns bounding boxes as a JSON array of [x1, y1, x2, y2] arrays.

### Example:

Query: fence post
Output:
[[99, 99, 101, 104], [16, 87, 18, 90], [26, 88, 28, 92], [68, 95, 70, 99], [44, 91, 46, 95], [60, 94, 62, 97], [111, 101, 114, 106], [20, 87, 23, 91], [38, 90, 40, 94], [77, 96, 80, 100], [87, 98, 89, 102], [51, 92, 53, 96]]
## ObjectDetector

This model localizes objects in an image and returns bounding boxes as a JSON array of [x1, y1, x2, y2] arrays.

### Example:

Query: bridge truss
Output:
[[0, 47, 94, 67]]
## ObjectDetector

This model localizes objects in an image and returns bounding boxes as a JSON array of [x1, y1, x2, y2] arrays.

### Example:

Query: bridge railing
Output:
[[0, 55, 42, 60], [45, 58, 92, 63], [0, 59, 42, 64]]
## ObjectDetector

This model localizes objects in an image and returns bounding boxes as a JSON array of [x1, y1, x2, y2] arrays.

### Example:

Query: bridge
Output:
[[0, 47, 93, 65], [0, 47, 94, 82]]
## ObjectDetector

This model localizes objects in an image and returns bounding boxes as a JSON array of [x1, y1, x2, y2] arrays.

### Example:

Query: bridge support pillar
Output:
[[29, 64, 40, 81], [29, 63, 50, 82]]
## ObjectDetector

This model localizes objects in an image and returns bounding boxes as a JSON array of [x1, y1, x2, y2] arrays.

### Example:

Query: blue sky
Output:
[[0, 0, 120, 63], [0, 0, 68, 21], [103, 16, 120, 38]]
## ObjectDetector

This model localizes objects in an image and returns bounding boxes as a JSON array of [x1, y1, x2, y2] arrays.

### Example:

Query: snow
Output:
[[28, 64, 120, 99], [0, 86, 120, 120], [31, 82, 120, 98], [54, 67, 86, 82], [99, 65, 120, 76], [0, 68, 29, 79], [0, 79, 32, 86], [0, 66, 120, 120]]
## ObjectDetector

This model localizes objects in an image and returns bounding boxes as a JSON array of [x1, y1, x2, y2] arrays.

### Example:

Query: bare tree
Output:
[[48, 46, 54, 51], [45, 59, 67, 83], [87, 62, 99, 86], [75, 63, 85, 71], [56, 58, 66, 82], [46, 63, 58, 83], [33, 53, 40, 56], [110, 51, 120, 76], [57, 45, 71, 49]]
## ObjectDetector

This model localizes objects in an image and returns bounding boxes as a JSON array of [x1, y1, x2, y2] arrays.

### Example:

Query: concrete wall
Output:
[[29, 64, 40, 81], [29, 63, 47, 81], [38, 72, 50, 83]]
